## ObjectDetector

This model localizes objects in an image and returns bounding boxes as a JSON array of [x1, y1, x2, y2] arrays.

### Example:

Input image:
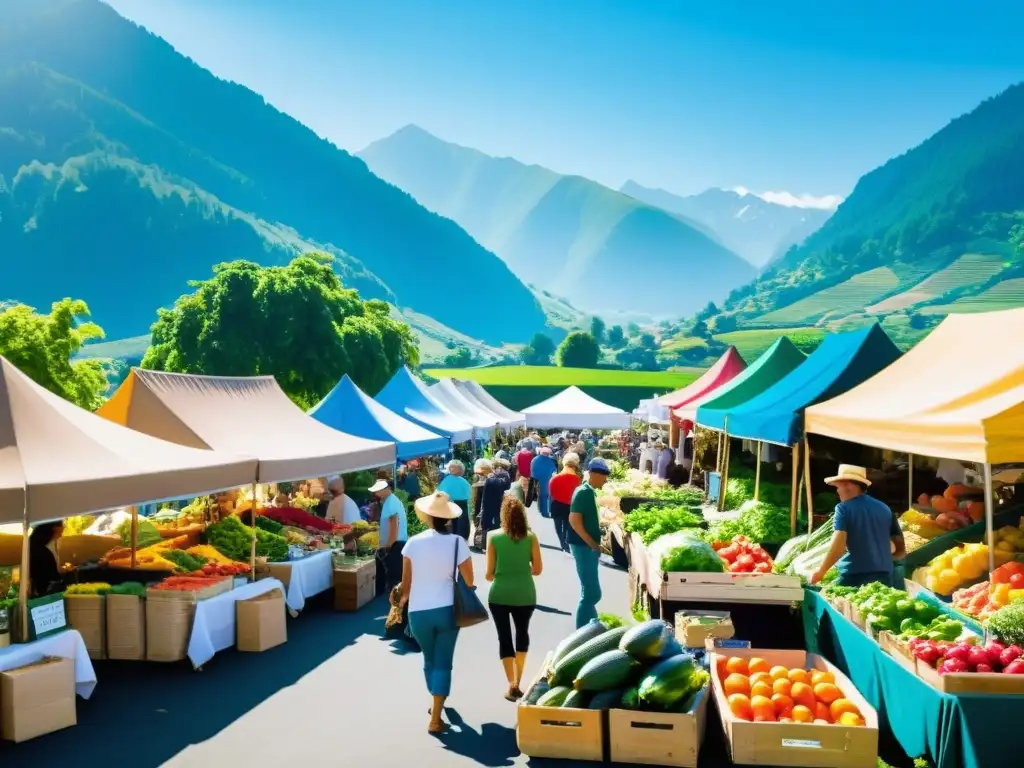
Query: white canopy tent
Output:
[[522, 386, 630, 430], [427, 380, 498, 437], [452, 379, 526, 428]]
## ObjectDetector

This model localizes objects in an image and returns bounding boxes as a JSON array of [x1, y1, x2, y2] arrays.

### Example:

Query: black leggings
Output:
[[489, 603, 535, 659]]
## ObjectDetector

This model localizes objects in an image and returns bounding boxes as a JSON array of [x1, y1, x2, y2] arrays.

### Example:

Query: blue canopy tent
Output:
[[715, 324, 903, 446], [309, 375, 449, 461], [375, 367, 475, 444]]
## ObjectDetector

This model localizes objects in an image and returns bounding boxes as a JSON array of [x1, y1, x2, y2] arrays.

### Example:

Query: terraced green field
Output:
[[866, 253, 1005, 313], [754, 267, 900, 326], [425, 365, 700, 387], [712, 327, 826, 361], [918, 278, 1024, 315]]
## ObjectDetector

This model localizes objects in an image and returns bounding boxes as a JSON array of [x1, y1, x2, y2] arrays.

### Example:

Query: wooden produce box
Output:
[[63, 595, 106, 660], [608, 687, 708, 767], [662, 571, 804, 605], [516, 653, 604, 762], [0, 657, 76, 743], [146, 598, 195, 662], [916, 658, 1024, 694], [877, 631, 918, 675], [333, 561, 375, 611], [711, 648, 879, 768], [106, 594, 145, 661], [675, 610, 734, 648]]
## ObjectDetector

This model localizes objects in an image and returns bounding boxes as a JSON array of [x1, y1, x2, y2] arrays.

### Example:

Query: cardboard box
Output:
[[661, 571, 804, 604], [675, 610, 734, 648], [608, 687, 708, 767], [106, 594, 146, 661], [267, 562, 293, 589], [516, 654, 604, 762], [64, 595, 106, 660], [237, 588, 287, 652], [710, 648, 879, 768], [333, 562, 375, 611], [146, 598, 194, 662], [0, 657, 76, 743]]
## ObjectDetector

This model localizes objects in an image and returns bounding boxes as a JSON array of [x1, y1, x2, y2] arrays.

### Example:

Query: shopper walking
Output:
[[401, 491, 474, 734], [371, 479, 409, 595], [486, 495, 542, 700], [530, 446, 557, 519], [481, 458, 513, 535], [471, 459, 493, 551], [437, 459, 472, 540], [549, 452, 582, 553], [568, 458, 609, 627]]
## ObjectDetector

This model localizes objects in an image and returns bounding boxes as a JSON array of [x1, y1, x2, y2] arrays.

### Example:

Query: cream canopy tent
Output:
[[0, 357, 257, 524], [428, 380, 499, 437], [99, 369, 395, 483], [804, 308, 1024, 464], [522, 386, 630, 430], [452, 379, 525, 427]]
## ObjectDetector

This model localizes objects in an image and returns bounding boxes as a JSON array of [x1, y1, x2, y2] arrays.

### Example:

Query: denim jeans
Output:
[[408, 605, 461, 697], [569, 544, 602, 628], [537, 490, 551, 518]]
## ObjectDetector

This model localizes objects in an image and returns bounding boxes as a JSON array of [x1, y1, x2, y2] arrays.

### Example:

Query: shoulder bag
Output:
[[452, 537, 488, 628]]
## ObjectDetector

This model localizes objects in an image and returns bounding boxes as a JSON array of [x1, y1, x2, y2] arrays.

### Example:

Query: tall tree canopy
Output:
[[142, 253, 419, 408], [520, 332, 556, 366], [589, 316, 606, 345], [0, 298, 109, 410], [556, 331, 600, 368]]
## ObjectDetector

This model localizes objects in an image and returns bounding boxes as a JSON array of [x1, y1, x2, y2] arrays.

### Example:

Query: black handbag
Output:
[[452, 538, 488, 628]]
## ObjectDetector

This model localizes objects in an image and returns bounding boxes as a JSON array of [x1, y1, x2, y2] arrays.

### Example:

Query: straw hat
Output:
[[825, 464, 871, 487], [474, 458, 493, 474], [414, 491, 463, 519], [369, 479, 393, 493]]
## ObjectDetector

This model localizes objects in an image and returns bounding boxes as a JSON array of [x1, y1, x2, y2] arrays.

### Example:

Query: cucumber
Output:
[[620, 620, 673, 660], [536, 686, 572, 707], [548, 626, 629, 687], [562, 689, 589, 708], [658, 636, 684, 658], [575, 649, 640, 692], [550, 619, 608, 666], [522, 679, 550, 705], [620, 686, 640, 710], [587, 688, 625, 710], [638, 654, 702, 709]]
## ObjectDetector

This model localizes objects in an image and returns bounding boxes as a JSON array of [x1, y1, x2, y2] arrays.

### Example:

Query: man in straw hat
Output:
[[810, 464, 905, 588]]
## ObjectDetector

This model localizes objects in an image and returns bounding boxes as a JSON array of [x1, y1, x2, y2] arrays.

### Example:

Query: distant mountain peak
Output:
[[729, 186, 843, 211]]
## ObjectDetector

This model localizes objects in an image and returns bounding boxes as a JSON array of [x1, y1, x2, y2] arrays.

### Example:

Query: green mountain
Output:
[[0, 0, 546, 344], [722, 81, 1024, 327], [359, 125, 755, 317]]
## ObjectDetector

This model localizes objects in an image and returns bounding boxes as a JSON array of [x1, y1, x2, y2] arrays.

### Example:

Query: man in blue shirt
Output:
[[530, 447, 557, 519], [437, 460, 472, 540], [372, 478, 409, 594], [811, 465, 905, 588]]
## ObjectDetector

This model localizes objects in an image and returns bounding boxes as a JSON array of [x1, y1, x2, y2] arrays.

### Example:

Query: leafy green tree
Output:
[[556, 331, 600, 368], [627, 322, 641, 337], [0, 298, 109, 410], [607, 325, 625, 348], [639, 332, 657, 349], [143, 253, 419, 408], [589, 316, 606, 345], [691, 319, 710, 338], [520, 332, 556, 365], [443, 346, 476, 368]]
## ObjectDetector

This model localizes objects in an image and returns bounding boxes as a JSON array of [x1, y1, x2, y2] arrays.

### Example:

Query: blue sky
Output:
[[105, 0, 1024, 207]]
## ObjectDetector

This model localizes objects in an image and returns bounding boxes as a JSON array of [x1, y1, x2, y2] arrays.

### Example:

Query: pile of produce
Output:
[[710, 536, 774, 574], [988, 602, 1024, 646], [705, 500, 795, 547], [623, 503, 704, 545], [717, 656, 865, 725], [254, 516, 284, 535], [150, 575, 228, 593], [206, 515, 288, 562], [109, 582, 147, 597], [160, 550, 209, 573], [773, 515, 835, 574], [62, 516, 96, 536], [65, 582, 112, 596], [116, 518, 162, 548], [604, 472, 703, 504], [528, 619, 709, 714], [825, 583, 964, 641], [916, 542, 1005, 595], [915, 484, 985, 526], [951, 563, 1024, 620], [261, 506, 336, 532], [185, 545, 238, 565], [911, 637, 1024, 675], [661, 532, 726, 573], [899, 509, 947, 540], [198, 561, 250, 577]]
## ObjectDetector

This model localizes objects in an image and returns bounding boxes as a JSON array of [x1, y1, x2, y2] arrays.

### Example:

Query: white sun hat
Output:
[[414, 491, 463, 519]]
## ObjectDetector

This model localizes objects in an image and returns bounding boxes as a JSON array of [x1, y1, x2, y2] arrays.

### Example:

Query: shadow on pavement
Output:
[[436, 708, 518, 767], [533, 604, 571, 616]]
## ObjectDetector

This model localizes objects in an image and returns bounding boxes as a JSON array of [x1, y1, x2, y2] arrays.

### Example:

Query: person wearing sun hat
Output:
[[567, 457, 610, 627], [810, 464, 905, 588], [371, 478, 409, 594], [400, 491, 475, 734]]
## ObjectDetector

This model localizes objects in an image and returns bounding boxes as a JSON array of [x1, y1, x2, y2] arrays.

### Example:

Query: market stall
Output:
[[427, 379, 499, 438], [521, 386, 630, 430], [451, 379, 525, 428], [309, 374, 449, 461], [375, 367, 474, 443], [186, 576, 286, 668], [657, 346, 746, 410], [432, 377, 522, 430]]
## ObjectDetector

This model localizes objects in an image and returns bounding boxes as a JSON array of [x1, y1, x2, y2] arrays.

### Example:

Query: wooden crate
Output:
[[516, 653, 604, 762], [916, 658, 1024, 694], [662, 571, 804, 605], [710, 648, 878, 768], [333, 561, 375, 611], [877, 631, 918, 675], [608, 687, 708, 767]]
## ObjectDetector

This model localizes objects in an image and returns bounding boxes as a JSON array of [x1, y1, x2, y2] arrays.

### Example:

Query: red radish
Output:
[[975, 663, 994, 674], [939, 658, 968, 675], [1000, 646, 1023, 666], [986, 641, 1006, 657], [944, 645, 971, 663], [914, 645, 941, 665], [967, 646, 995, 668], [1003, 660, 1024, 675]]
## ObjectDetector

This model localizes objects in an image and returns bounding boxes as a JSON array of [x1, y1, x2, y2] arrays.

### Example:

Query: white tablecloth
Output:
[[187, 578, 285, 669], [0, 629, 97, 699], [279, 551, 334, 612]]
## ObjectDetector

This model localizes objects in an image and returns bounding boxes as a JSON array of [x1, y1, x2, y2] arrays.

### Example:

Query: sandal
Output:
[[428, 720, 449, 734]]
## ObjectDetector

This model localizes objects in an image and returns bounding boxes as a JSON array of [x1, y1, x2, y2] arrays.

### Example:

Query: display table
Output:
[[188, 578, 285, 669], [0, 629, 97, 699], [269, 551, 333, 612], [804, 588, 1022, 768]]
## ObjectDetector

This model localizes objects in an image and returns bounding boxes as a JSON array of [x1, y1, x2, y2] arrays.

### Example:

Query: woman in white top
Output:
[[400, 491, 475, 734]]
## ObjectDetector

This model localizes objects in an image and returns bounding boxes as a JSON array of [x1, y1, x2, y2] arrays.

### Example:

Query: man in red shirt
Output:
[[549, 452, 582, 552], [515, 446, 534, 480]]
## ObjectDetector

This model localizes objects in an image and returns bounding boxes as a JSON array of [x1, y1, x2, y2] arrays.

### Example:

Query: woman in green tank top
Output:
[[486, 494, 543, 701]]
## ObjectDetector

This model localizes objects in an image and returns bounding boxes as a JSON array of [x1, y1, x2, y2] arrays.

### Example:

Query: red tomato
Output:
[[754, 561, 773, 573], [1011, 572, 1024, 589], [734, 554, 755, 572], [719, 545, 740, 563]]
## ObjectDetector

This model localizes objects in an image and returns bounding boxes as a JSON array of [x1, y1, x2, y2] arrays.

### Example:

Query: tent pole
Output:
[[754, 441, 762, 502], [688, 426, 698, 486], [717, 424, 731, 512], [803, 436, 814, 536], [907, 454, 914, 510], [716, 431, 724, 475], [18, 507, 29, 641], [790, 443, 800, 537], [249, 482, 258, 579], [984, 463, 996, 601], [130, 506, 138, 569]]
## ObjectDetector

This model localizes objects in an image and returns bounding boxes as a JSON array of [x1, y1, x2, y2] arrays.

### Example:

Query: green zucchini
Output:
[[562, 689, 589, 708], [536, 685, 573, 707], [587, 688, 625, 710], [550, 619, 609, 666], [575, 649, 640, 692], [522, 679, 550, 705], [548, 626, 629, 687]]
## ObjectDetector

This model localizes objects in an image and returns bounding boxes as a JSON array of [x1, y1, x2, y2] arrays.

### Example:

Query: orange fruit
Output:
[[751, 695, 775, 722], [791, 681, 816, 710], [728, 693, 752, 721], [724, 656, 749, 675], [829, 698, 861, 721], [723, 673, 751, 696], [814, 701, 832, 722], [788, 668, 810, 684], [771, 693, 794, 717], [810, 670, 835, 686], [838, 711, 865, 727], [791, 704, 814, 723], [769, 665, 790, 681], [751, 681, 774, 699], [772, 678, 792, 697], [749, 672, 773, 688], [813, 682, 841, 704], [748, 657, 770, 675]]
